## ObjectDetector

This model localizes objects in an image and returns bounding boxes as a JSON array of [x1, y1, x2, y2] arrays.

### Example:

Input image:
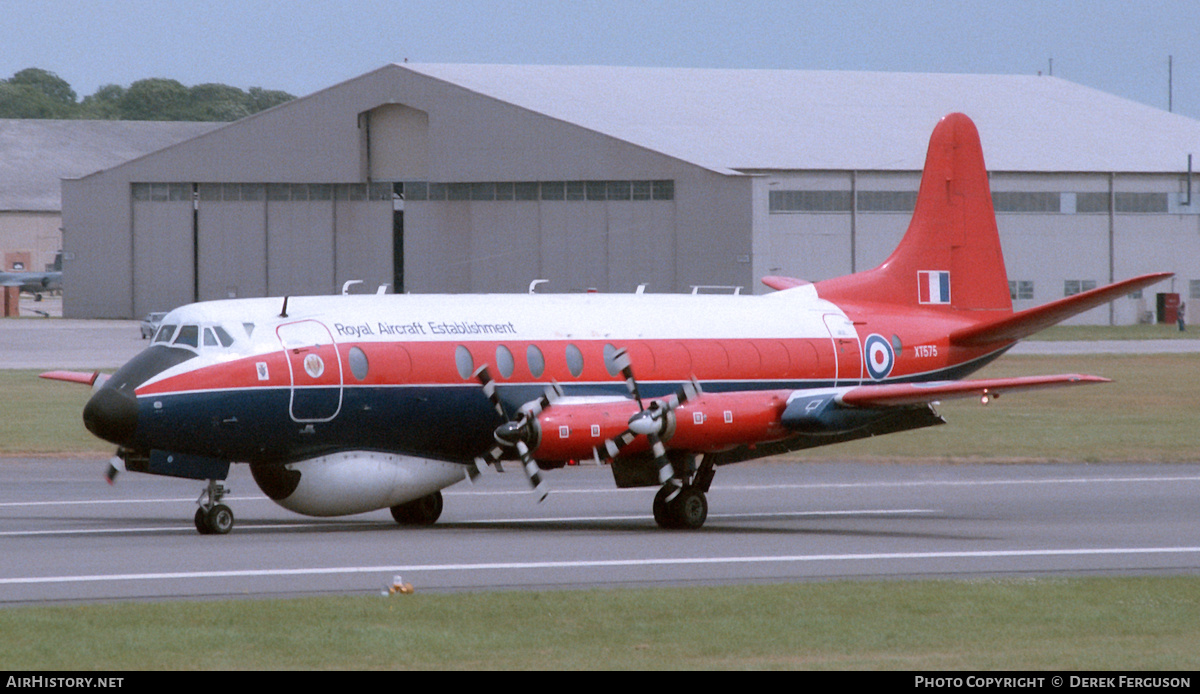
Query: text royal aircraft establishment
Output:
[[60, 64, 1200, 322]]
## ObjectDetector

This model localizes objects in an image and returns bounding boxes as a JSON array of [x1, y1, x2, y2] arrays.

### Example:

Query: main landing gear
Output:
[[653, 484, 708, 529], [194, 478, 234, 535], [651, 455, 715, 530]]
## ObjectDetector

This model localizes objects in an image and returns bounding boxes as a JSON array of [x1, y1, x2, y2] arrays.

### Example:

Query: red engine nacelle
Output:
[[531, 390, 793, 462]]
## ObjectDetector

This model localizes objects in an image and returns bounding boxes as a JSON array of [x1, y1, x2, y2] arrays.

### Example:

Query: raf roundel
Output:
[[863, 334, 894, 381]]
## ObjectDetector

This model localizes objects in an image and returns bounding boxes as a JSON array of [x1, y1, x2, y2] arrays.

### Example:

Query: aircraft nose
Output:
[[83, 385, 139, 447]]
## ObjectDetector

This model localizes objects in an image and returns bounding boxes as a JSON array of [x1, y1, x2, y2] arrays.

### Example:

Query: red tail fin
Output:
[[815, 113, 1012, 314]]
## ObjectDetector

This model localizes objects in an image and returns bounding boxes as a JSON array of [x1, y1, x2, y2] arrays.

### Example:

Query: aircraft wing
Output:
[[837, 373, 1109, 407], [40, 370, 105, 386]]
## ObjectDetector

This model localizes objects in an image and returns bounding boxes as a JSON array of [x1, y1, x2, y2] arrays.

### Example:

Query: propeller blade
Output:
[[648, 433, 673, 485], [604, 428, 638, 460], [473, 365, 507, 417], [468, 443, 507, 481], [520, 381, 563, 419], [105, 454, 125, 485], [517, 441, 548, 503], [472, 367, 556, 500], [613, 348, 643, 410]]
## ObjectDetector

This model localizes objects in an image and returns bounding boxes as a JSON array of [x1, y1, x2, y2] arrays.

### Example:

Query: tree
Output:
[[187, 83, 252, 121], [8, 68, 76, 109], [118, 78, 191, 120], [0, 68, 77, 118], [246, 87, 294, 113], [1, 68, 295, 121], [0, 82, 63, 118], [79, 84, 125, 119]]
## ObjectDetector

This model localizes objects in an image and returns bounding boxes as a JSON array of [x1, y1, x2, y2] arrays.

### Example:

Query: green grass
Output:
[[2, 578, 1199, 669], [1028, 324, 1193, 341], [0, 371, 97, 455]]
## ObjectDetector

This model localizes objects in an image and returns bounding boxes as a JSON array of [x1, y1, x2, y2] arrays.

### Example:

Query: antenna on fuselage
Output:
[[279, 296, 289, 318]]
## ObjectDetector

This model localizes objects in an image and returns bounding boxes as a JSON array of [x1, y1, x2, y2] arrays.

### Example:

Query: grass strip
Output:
[[2, 577, 1198, 670]]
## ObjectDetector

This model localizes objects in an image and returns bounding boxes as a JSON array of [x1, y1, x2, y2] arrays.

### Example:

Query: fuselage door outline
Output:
[[276, 319, 344, 423], [822, 312, 863, 387]]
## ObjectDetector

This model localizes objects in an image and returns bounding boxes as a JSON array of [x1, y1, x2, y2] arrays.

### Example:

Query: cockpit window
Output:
[[174, 325, 199, 348], [214, 326, 235, 347], [153, 324, 177, 344], [203, 327, 219, 347]]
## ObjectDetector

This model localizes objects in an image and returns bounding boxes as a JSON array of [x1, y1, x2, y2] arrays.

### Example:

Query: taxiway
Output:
[[2, 458, 1199, 605]]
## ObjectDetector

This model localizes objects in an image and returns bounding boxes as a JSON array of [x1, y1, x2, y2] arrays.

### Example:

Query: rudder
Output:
[[815, 113, 1012, 315]]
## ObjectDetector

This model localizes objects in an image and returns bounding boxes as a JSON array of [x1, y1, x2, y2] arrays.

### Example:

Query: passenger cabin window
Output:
[[496, 345, 515, 379], [565, 344, 584, 377], [526, 345, 545, 378], [603, 343, 622, 376], [348, 346, 369, 380], [455, 345, 474, 379]]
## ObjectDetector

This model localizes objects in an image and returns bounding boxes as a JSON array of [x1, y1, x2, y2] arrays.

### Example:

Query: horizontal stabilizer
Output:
[[950, 272, 1174, 347], [761, 275, 811, 291], [838, 373, 1109, 408]]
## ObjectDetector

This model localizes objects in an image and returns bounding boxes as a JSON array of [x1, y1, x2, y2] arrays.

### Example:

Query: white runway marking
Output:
[[4, 547, 1200, 586]]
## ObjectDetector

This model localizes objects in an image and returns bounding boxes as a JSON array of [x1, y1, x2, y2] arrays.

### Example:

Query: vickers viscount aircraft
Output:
[[44, 113, 1170, 534]]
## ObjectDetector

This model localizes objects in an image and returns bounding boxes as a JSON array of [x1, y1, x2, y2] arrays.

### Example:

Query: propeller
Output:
[[602, 349, 701, 490], [471, 364, 562, 502]]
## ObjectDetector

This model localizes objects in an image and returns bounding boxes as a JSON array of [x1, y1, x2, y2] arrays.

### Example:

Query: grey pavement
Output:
[[1, 318, 147, 369]]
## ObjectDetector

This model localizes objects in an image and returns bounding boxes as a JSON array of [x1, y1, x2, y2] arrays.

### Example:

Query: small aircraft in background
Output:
[[1, 270, 62, 300], [43, 113, 1170, 534]]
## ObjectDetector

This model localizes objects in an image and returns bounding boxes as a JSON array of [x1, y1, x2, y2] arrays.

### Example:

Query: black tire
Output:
[[194, 507, 212, 535], [653, 485, 677, 529], [205, 504, 235, 535], [671, 487, 708, 530], [390, 491, 443, 526]]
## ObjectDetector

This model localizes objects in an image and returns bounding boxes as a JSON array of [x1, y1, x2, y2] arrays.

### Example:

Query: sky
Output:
[[4, 0, 1200, 120]]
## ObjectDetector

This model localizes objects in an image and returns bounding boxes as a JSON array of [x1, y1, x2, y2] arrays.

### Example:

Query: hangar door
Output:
[[132, 182, 393, 315]]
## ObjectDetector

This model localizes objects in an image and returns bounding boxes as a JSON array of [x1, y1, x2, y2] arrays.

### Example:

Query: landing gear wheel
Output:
[[653, 484, 707, 530], [195, 504, 234, 534], [390, 491, 443, 526], [194, 479, 233, 535], [206, 504, 234, 534], [194, 507, 211, 535], [671, 487, 707, 530], [653, 484, 676, 528]]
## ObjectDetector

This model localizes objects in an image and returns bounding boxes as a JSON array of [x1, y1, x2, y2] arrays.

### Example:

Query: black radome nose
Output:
[[83, 386, 139, 446]]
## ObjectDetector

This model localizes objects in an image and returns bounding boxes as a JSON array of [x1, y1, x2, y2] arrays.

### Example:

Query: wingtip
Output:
[[39, 370, 100, 386]]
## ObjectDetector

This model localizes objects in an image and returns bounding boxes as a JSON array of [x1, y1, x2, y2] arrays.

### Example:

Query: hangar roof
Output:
[[401, 64, 1200, 176], [0, 119, 219, 211]]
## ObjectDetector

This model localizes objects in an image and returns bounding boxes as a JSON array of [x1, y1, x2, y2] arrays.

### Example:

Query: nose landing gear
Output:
[[195, 479, 234, 535]]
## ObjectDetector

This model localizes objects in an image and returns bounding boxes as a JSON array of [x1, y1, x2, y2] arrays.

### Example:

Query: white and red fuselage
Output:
[[91, 285, 1001, 466]]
